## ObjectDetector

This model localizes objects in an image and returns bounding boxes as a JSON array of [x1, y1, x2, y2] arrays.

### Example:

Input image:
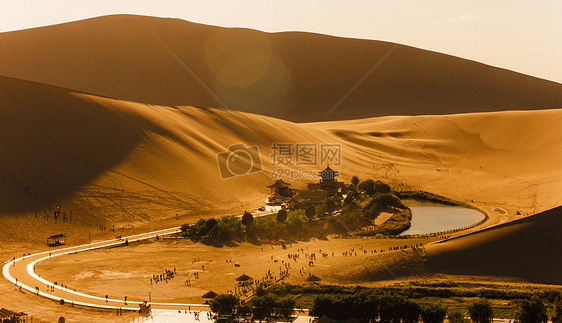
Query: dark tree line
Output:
[[311, 292, 447, 323]]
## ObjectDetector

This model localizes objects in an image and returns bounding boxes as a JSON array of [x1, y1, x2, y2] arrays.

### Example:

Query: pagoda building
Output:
[[307, 165, 347, 196]]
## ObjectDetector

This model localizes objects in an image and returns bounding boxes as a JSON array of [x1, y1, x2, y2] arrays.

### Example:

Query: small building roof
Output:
[[305, 274, 322, 282], [294, 190, 328, 199], [0, 308, 26, 318], [267, 179, 291, 188], [330, 194, 343, 201], [47, 234, 65, 239], [289, 190, 328, 205], [202, 290, 218, 298], [235, 274, 253, 281]]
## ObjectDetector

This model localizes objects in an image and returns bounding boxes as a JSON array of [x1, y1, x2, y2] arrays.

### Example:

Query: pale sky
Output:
[[1, 0, 561, 83]]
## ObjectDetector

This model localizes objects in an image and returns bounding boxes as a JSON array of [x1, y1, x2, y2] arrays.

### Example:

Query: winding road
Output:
[[2, 227, 209, 312]]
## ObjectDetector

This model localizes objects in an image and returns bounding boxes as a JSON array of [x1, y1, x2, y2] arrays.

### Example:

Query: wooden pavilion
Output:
[[47, 234, 66, 246]]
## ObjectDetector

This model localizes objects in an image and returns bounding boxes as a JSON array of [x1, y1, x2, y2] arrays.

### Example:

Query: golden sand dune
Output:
[[1, 75, 561, 235], [425, 205, 562, 284], [0, 14, 561, 122]]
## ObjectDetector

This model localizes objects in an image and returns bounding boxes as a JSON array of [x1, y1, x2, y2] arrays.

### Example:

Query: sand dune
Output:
[[0, 14, 561, 122], [1, 75, 561, 246], [425, 205, 562, 284]]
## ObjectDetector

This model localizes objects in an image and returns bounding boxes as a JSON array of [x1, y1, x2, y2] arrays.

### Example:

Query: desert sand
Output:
[[424, 205, 562, 285], [0, 15, 561, 122], [1, 20, 562, 321], [1, 73, 562, 233], [2, 75, 561, 246]]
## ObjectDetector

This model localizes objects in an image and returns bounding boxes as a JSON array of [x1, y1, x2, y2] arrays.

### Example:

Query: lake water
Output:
[[399, 200, 485, 235]]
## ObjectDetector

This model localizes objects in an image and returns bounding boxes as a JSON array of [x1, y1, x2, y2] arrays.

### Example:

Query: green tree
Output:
[[374, 180, 391, 194], [401, 299, 421, 323], [552, 303, 562, 323], [362, 203, 381, 219], [217, 216, 243, 241], [180, 223, 190, 235], [351, 175, 360, 186], [468, 299, 493, 323], [205, 218, 219, 234], [371, 193, 405, 209], [514, 297, 548, 323], [305, 205, 316, 219], [311, 295, 333, 318], [286, 211, 306, 235], [358, 179, 375, 196], [379, 294, 404, 323], [241, 211, 253, 226], [277, 209, 288, 223], [250, 294, 276, 319], [420, 303, 447, 323], [448, 309, 468, 323], [276, 297, 296, 318], [237, 304, 252, 317], [186, 219, 211, 236], [210, 294, 239, 315]]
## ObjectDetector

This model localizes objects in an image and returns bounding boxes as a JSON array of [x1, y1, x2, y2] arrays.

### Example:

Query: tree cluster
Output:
[[210, 292, 295, 319], [312, 292, 447, 323]]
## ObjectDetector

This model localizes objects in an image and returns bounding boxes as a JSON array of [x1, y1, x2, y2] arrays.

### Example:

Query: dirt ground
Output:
[[33, 236, 435, 306]]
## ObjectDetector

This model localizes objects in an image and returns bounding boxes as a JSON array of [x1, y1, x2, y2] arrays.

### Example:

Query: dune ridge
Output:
[[1, 14, 562, 122]]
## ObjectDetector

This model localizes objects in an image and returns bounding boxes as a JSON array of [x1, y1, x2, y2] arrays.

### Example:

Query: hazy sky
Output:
[[1, 0, 561, 83]]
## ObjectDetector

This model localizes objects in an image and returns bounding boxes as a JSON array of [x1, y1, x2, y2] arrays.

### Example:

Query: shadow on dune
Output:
[[425, 206, 562, 284], [0, 76, 143, 213]]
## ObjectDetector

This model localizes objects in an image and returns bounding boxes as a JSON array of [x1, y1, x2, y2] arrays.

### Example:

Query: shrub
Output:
[[253, 216, 287, 241], [305, 205, 316, 219], [514, 297, 548, 323], [276, 297, 296, 318], [448, 310, 468, 323], [351, 175, 360, 186], [362, 203, 381, 219], [183, 218, 213, 237], [371, 193, 406, 210], [315, 204, 328, 217], [206, 218, 219, 233], [552, 303, 562, 323], [374, 180, 391, 194], [277, 209, 288, 223], [210, 293, 239, 315], [468, 299, 493, 323], [379, 294, 405, 323], [250, 294, 276, 319], [376, 209, 412, 235], [420, 303, 447, 323], [217, 216, 243, 241], [286, 210, 307, 235], [402, 299, 422, 323], [358, 179, 375, 196], [241, 211, 253, 226]]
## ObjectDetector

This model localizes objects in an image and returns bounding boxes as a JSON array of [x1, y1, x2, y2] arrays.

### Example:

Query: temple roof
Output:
[[319, 164, 339, 181], [267, 179, 291, 188]]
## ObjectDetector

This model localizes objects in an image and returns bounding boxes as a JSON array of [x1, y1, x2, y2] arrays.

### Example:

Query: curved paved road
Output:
[[2, 227, 209, 312]]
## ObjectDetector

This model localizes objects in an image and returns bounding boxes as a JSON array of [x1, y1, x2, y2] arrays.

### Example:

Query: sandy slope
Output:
[[0, 14, 562, 122], [425, 205, 562, 284], [1, 75, 561, 245]]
